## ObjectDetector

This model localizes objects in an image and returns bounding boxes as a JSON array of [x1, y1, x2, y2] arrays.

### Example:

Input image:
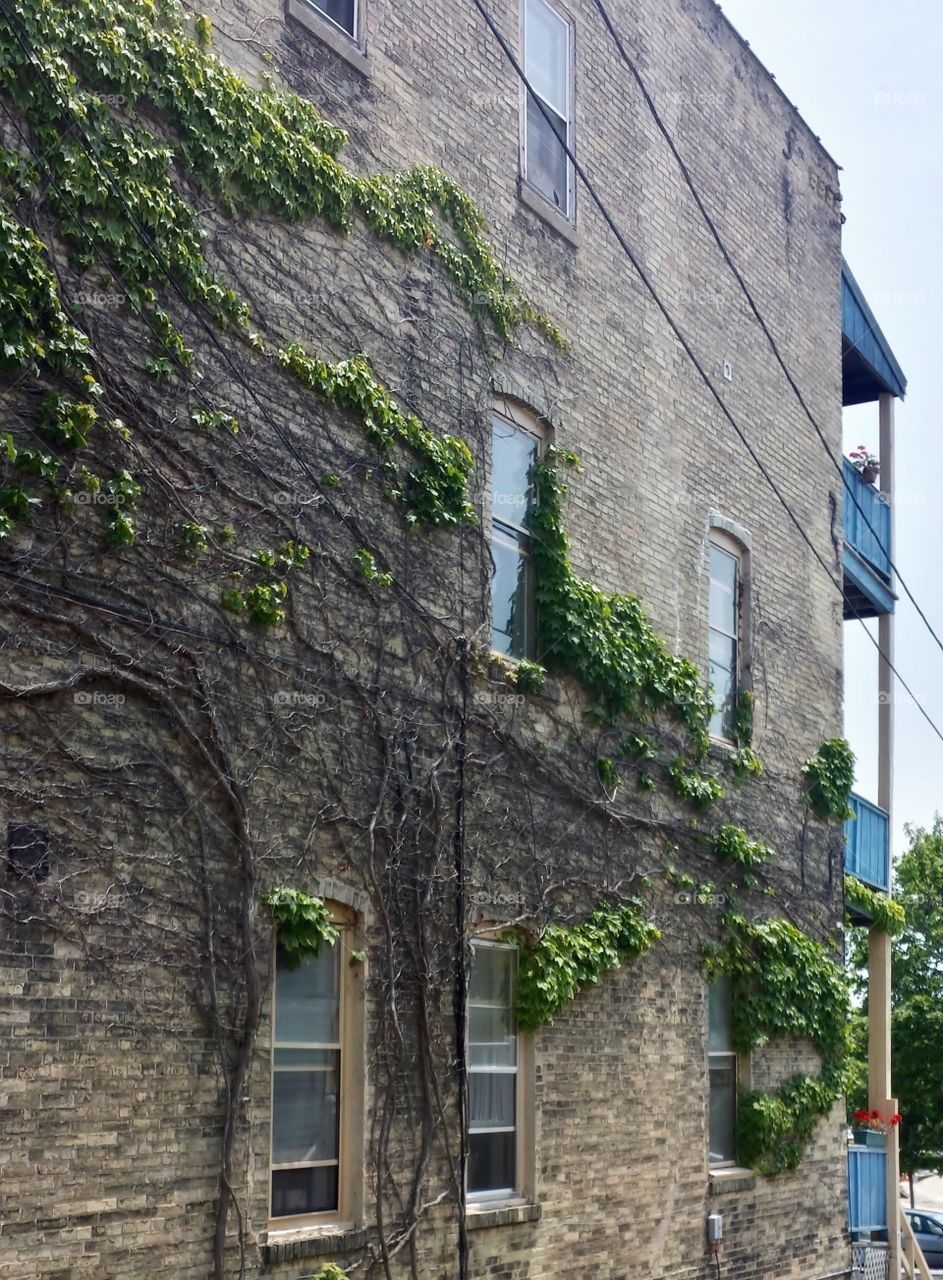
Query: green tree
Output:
[[848, 818, 943, 1181]]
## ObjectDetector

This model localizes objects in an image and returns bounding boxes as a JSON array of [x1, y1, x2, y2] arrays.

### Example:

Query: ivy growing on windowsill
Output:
[[703, 914, 848, 1174], [844, 874, 906, 935], [529, 448, 714, 751], [263, 887, 339, 969]]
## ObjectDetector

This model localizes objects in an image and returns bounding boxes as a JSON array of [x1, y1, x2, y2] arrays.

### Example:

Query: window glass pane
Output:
[[490, 529, 533, 659], [470, 944, 513, 1005], [709, 1058, 737, 1163], [469, 1131, 516, 1194], [271, 1165, 338, 1218], [469, 1072, 516, 1129], [311, 0, 355, 36], [492, 417, 537, 524], [525, 0, 568, 115], [274, 946, 340, 1044], [272, 1051, 340, 1164], [273, 1047, 340, 1070], [708, 631, 736, 738], [709, 545, 738, 634], [708, 979, 733, 1052], [525, 95, 569, 211], [469, 1004, 516, 1068]]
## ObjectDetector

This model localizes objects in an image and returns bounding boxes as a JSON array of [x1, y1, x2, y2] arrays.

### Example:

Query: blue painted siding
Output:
[[846, 793, 890, 894], [848, 1145, 888, 1233], [843, 460, 891, 581]]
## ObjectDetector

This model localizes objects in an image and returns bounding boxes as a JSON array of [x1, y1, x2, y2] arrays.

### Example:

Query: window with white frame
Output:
[[490, 407, 542, 659], [306, 0, 356, 38], [708, 978, 737, 1166], [522, 0, 573, 216], [468, 940, 519, 1198], [708, 537, 741, 739], [270, 935, 344, 1219]]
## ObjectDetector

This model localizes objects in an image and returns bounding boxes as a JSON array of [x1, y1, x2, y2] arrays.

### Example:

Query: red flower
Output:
[[891, 1114, 903, 1125], [871, 1110, 881, 1119], [853, 1109, 870, 1122]]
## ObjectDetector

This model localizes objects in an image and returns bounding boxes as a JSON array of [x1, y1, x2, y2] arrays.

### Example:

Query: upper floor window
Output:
[[270, 905, 362, 1225], [708, 978, 737, 1166], [708, 537, 741, 739], [522, 0, 573, 217], [490, 406, 542, 659], [308, 0, 356, 37], [468, 940, 519, 1198]]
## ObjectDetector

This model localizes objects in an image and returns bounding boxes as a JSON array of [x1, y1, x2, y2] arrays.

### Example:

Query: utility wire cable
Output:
[[589, 0, 943, 664], [5, 0, 941, 746], [470, 0, 943, 748]]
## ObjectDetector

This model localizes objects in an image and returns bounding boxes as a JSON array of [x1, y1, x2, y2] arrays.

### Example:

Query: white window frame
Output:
[[467, 938, 526, 1204], [520, 0, 576, 221], [490, 401, 545, 661], [268, 905, 363, 1230]]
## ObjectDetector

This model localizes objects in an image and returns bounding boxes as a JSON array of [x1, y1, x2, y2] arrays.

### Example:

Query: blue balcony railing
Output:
[[845, 793, 890, 894], [843, 460, 891, 580], [848, 1145, 888, 1233]]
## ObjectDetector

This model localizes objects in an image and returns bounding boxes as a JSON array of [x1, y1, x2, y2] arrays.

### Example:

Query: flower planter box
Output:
[[853, 1130, 887, 1148]]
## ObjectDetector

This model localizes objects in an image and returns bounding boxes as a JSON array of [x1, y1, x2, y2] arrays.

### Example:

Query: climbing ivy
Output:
[[263, 887, 339, 969], [277, 347, 474, 528], [713, 824, 774, 869], [0, 0, 556, 557], [728, 690, 762, 782], [704, 914, 848, 1174], [529, 448, 713, 750], [844, 874, 906, 935], [668, 758, 724, 811], [515, 900, 661, 1033], [802, 738, 856, 822], [0, 0, 561, 347]]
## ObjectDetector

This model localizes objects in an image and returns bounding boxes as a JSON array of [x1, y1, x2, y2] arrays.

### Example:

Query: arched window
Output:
[[490, 399, 546, 660], [707, 519, 752, 741]]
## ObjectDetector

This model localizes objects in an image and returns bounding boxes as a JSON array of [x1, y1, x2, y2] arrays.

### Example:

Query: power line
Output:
[[589, 0, 943, 665], [469, 0, 943, 749], [5, 0, 941, 747]]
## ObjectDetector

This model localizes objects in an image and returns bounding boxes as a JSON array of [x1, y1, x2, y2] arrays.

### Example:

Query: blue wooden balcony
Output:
[[848, 1145, 887, 1234], [843, 460, 894, 618], [846, 793, 890, 895]]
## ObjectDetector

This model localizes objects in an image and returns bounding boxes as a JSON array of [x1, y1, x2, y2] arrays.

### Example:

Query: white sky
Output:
[[716, 0, 943, 858]]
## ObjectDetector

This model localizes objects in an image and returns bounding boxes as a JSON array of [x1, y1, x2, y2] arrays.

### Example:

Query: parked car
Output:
[[880, 1208, 943, 1269]]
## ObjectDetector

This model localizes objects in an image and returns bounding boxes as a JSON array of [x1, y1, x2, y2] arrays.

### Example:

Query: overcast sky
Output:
[[715, 0, 943, 858]]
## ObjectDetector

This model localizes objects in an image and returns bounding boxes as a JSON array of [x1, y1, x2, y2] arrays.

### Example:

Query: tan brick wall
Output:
[[0, 0, 851, 1276]]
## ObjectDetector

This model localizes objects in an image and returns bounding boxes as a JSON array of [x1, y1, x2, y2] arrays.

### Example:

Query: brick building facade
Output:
[[0, 0, 856, 1277]]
